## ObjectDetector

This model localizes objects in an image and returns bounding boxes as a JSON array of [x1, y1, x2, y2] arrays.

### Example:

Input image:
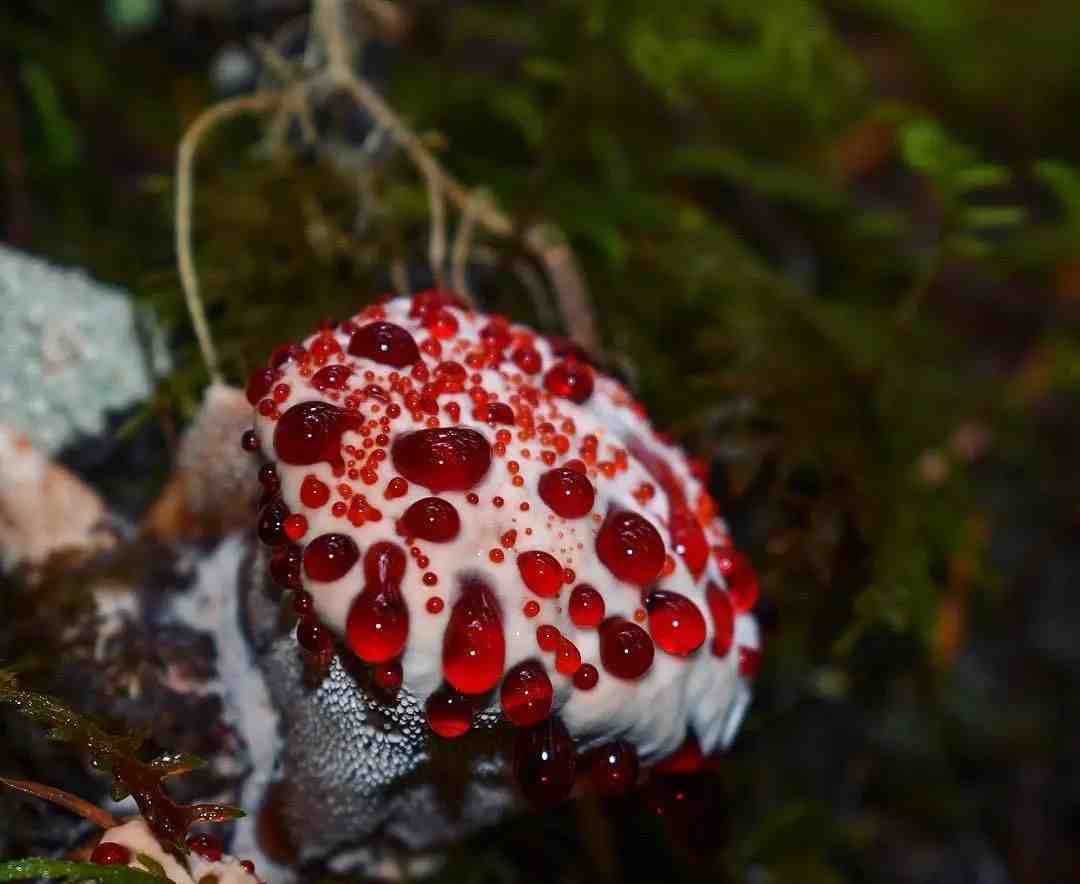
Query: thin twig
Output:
[[451, 191, 482, 305], [427, 169, 447, 288], [0, 777, 119, 830], [175, 92, 281, 384]]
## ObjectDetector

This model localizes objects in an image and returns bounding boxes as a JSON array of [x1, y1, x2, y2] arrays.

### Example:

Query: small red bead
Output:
[[716, 549, 759, 612], [426, 686, 475, 738], [599, 618, 654, 679], [348, 321, 420, 367], [517, 550, 565, 598], [538, 467, 595, 519], [400, 497, 461, 542], [568, 583, 606, 629], [500, 659, 554, 726], [590, 740, 639, 797], [91, 842, 132, 866], [543, 359, 593, 404], [644, 590, 707, 657], [573, 663, 599, 690], [303, 533, 359, 582], [536, 624, 560, 652]]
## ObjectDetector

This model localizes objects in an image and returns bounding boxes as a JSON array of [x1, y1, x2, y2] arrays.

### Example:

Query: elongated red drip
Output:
[[346, 542, 409, 663], [443, 577, 506, 694], [513, 716, 577, 807]]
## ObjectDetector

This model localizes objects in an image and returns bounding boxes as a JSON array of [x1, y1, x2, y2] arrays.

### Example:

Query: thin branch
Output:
[[451, 191, 482, 305], [427, 169, 447, 288], [175, 92, 281, 384], [0, 777, 118, 830]]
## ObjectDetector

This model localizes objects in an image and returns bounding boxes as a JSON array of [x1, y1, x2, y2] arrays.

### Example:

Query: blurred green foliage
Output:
[[2, 1, 1079, 882]]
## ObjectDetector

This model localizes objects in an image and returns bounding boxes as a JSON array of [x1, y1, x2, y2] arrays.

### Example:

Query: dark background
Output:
[[1, 1, 1079, 882]]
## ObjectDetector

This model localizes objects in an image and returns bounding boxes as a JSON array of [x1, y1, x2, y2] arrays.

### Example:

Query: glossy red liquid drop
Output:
[[425, 686, 475, 738], [346, 542, 409, 663], [705, 582, 734, 657], [513, 716, 577, 807], [589, 740, 639, 797], [536, 624, 560, 652], [296, 617, 335, 659], [274, 401, 361, 469], [91, 843, 132, 866], [568, 583, 606, 628], [312, 363, 352, 391], [599, 617, 655, 679], [512, 346, 541, 374], [573, 663, 599, 690], [246, 367, 276, 405], [538, 467, 595, 519], [628, 439, 708, 578], [400, 496, 461, 542], [596, 510, 666, 586], [257, 497, 290, 546], [716, 549, 759, 612], [500, 659, 554, 726], [652, 735, 706, 775], [738, 645, 762, 677], [543, 359, 594, 404], [186, 833, 224, 862], [443, 578, 505, 694], [644, 590, 707, 656], [392, 427, 491, 492], [303, 533, 360, 582], [555, 635, 582, 675], [301, 474, 330, 508], [373, 659, 403, 692], [269, 543, 303, 590], [348, 321, 420, 367], [517, 550, 564, 598]]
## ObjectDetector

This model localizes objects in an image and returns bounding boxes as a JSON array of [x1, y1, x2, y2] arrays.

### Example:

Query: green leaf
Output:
[[0, 859, 165, 883], [133, 855, 169, 881]]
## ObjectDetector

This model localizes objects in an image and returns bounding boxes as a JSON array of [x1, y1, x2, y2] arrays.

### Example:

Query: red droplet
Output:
[[312, 363, 352, 391], [517, 551, 564, 598], [425, 308, 459, 339], [373, 659, 403, 692], [479, 317, 512, 351], [644, 590, 706, 656], [303, 533, 359, 582], [705, 582, 735, 657], [269, 343, 306, 369], [590, 740, 639, 797], [523, 600, 540, 618], [246, 367, 276, 405], [555, 635, 582, 674], [716, 549, 759, 612], [400, 496, 461, 542], [512, 346, 541, 374], [410, 289, 465, 317], [301, 474, 330, 508], [425, 686, 475, 738], [283, 513, 308, 541], [596, 511, 666, 586], [573, 663, 599, 690], [392, 427, 491, 491], [257, 497, 290, 546], [514, 716, 577, 807], [91, 842, 132, 866], [240, 860, 256, 875], [568, 583, 606, 628], [543, 360, 594, 404], [292, 589, 313, 614], [269, 543, 303, 590], [536, 624, 560, 652], [443, 578, 505, 694], [348, 321, 420, 367], [186, 833, 224, 862], [599, 618, 654, 679], [346, 542, 409, 663], [500, 659, 554, 726], [738, 645, 762, 677], [538, 467, 595, 519], [652, 735, 706, 775], [481, 402, 515, 424], [241, 429, 259, 452], [426, 596, 444, 614], [297, 617, 334, 659], [274, 401, 361, 469]]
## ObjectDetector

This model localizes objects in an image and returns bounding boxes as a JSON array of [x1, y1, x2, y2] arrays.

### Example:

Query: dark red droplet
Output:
[[240, 429, 259, 452], [512, 346, 541, 374], [738, 645, 762, 677], [479, 317, 512, 351], [301, 474, 330, 508], [536, 624, 560, 652], [590, 740, 639, 797], [346, 542, 409, 663], [303, 533, 359, 582], [652, 735, 706, 775], [240, 860, 256, 875], [644, 590, 707, 656], [538, 468, 595, 519], [312, 363, 352, 391], [269, 543, 303, 590], [425, 686, 475, 738], [543, 360, 594, 404], [716, 549, 759, 612], [91, 842, 132, 866], [573, 663, 599, 690], [500, 659, 554, 726], [186, 833, 224, 862], [246, 367, 276, 405], [482, 402, 515, 424], [549, 336, 593, 365], [517, 550, 564, 598], [257, 497, 290, 546], [400, 497, 461, 542], [373, 659, 403, 692], [392, 427, 491, 492], [596, 511, 666, 586], [274, 401, 361, 469], [443, 578, 505, 694], [668, 509, 709, 580], [568, 583, 606, 628], [297, 617, 335, 659], [514, 716, 577, 807], [599, 618, 654, 679], [348, 321, 420, 367], [705, 582, 734, 657], [269, 343, 306, 369]]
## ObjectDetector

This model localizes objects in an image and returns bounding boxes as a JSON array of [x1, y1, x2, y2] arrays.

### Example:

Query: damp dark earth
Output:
[[2, 2, 1080, 884]]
